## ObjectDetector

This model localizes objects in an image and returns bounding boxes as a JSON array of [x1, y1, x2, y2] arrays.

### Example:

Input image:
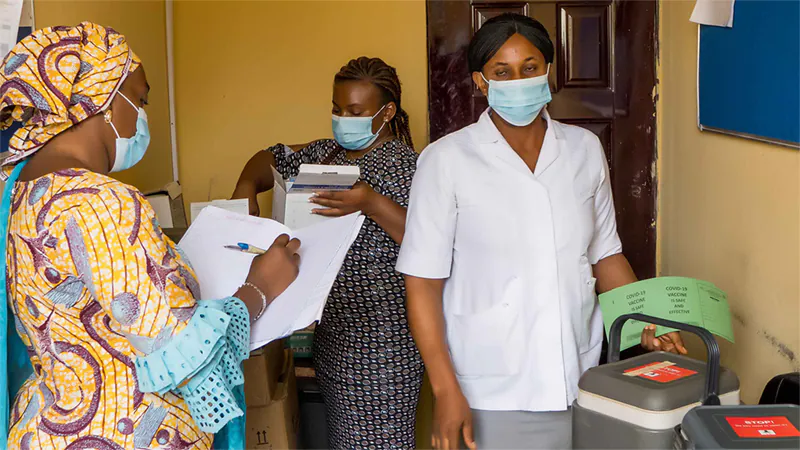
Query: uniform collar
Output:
[[475, 108, 564, 144], [475, 108, 562, 176]]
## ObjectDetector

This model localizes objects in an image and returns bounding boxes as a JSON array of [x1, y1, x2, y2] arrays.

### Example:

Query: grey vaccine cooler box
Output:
[[573, 314, 740, 449], [675, 404, 800, 449]]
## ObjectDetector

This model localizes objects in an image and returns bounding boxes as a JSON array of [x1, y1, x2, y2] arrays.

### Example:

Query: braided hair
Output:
[[334, 56, 414, 149]]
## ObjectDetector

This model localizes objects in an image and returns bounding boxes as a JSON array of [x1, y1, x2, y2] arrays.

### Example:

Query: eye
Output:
[[524, 65, 537, 73], [494, 70, 508, 77]]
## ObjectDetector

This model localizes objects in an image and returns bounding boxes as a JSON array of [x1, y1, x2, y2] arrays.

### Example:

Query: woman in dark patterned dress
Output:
[[232, 56, 423, 449]]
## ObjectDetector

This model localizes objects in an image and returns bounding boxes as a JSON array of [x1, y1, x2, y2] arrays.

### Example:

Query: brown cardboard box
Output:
[[246, 351, 299, 449], [244, 339, 285, 407]]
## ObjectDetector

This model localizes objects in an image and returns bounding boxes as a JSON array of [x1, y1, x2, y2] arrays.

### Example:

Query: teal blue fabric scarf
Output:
[[1, 160, 34, 446]]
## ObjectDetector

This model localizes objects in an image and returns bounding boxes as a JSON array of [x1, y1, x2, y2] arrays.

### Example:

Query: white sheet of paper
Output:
[[189, 198, 249, 223], [177, 206, 364, 350], [690, 0, 735, 27], [0, 0, 24, 59]]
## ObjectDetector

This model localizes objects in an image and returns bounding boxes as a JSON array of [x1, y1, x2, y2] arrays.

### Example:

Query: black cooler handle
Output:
[[607, 313, 721, 406]]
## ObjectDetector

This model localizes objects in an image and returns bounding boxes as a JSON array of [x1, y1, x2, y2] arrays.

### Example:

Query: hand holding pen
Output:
[[232, 235, 302, 319]]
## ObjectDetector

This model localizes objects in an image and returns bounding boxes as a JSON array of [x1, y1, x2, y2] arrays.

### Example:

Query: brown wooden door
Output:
[[427, 0, 658, 279]]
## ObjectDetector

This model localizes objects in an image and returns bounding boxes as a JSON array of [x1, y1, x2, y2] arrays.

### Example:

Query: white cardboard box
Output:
[[271, 164, 359, 230], [144, 182, 187, 229]]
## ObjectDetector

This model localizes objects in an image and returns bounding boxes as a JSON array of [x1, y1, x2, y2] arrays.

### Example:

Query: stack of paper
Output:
[[178, 206, 364, 350], [189, 198, 249, 223], [598, 277, 735, 351]]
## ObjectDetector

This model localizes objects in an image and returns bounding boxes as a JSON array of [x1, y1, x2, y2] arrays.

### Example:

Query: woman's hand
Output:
[[433, 386, 477, 450], [310, 181, 377, 217], [231, 181, 260, 216], [593, 255, 687, 354], [640, 325, 687, 354], [237, 235, 301, 319]]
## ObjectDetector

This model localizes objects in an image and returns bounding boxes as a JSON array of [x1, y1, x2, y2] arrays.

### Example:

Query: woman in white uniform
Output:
[[397, 13, 687, 450]]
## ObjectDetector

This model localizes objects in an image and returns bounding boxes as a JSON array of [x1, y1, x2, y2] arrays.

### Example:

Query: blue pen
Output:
[[224, 242, 267, 255]]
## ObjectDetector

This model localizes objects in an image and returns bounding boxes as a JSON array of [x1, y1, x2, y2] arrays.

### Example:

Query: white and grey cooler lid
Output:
[[578, 352, 740, 411], [679, 404, 800, 449], [577, 313, 741, 431]]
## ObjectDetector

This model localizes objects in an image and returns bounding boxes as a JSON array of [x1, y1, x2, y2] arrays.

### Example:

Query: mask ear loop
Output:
[[371, 103, 388, 121], [105, 92, 139, 139], [117, 92, 138, 110], [374, 120, 388, 136], [372, 104, 390, 135], [104, 110, 121, 139]]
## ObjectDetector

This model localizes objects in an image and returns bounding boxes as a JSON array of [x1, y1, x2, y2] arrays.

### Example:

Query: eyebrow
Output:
[[493, 56, 539, 66]]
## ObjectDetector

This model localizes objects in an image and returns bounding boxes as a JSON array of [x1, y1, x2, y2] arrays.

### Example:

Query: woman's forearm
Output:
[[365, 193, 407, 244], [234, 150, 277, 195], [406, 275, 462, 397], [593, 253, 637, 294]]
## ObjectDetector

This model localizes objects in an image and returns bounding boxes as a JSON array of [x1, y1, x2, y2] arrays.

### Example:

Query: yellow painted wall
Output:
[[658, 0, 800, 403], [35, 0, 173, 193], [173, 0, 429, 212]]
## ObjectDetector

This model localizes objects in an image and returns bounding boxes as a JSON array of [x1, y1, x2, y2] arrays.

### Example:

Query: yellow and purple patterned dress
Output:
[[6, 170, 216, 449], [1, 23, 249, 449]]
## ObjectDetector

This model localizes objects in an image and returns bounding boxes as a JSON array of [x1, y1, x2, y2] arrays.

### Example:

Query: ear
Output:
[[382, 102, 397, 123], [472, 72, 489, 97]]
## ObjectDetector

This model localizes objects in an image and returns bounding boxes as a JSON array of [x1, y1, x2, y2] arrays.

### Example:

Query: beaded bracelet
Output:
[[241, 282, 268, 323]]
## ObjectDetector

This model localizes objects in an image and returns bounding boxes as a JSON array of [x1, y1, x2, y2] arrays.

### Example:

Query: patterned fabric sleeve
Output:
[[377, 147, 418, 208], [43, 181, 248, 433], [268, 140, 337, 180]]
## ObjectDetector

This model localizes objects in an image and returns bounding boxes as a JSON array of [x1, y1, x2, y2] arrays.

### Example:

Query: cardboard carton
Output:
[[246, 351, 299, 449], [271, 164, 359, 230], [244, 339, 285, 407], [144, 182, 187, 229]]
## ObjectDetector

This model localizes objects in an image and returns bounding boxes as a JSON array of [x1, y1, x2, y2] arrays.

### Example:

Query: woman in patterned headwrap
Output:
[[0, 23, 301, 449]]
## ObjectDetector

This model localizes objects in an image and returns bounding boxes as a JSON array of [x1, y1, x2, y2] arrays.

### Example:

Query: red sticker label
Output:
[[623, 361, 697, 383], [726, 416, 800, 438]]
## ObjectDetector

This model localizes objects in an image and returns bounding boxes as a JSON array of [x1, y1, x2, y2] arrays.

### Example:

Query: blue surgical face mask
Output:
[[331, 104, 388, 151], [482, 65, 552, 127], [107, 92, 150, 173]]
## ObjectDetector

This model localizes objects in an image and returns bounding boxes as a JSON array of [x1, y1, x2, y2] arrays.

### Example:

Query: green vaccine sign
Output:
[[599, 277, 735, 351]]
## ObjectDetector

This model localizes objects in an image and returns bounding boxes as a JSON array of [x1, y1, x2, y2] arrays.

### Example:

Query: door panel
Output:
[[559, 3, 611, 88], [426, 0, 657, 279]]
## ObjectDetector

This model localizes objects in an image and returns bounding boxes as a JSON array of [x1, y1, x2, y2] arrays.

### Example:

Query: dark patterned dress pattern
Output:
[[270, 139, 424, 449]]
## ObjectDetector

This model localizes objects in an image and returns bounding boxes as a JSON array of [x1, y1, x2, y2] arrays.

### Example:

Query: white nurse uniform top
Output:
[[396, 109, 623, 412]]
